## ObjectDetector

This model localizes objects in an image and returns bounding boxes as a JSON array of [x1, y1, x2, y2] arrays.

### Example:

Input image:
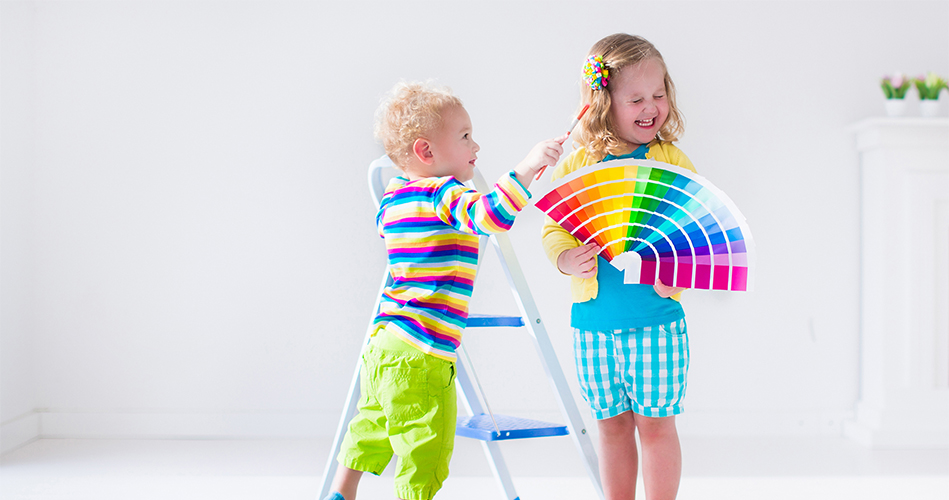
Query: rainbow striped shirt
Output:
[[374, 172, 531, 361]]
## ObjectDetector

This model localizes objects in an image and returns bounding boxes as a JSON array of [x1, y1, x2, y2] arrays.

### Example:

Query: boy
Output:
[[324, 82, 564, 500]]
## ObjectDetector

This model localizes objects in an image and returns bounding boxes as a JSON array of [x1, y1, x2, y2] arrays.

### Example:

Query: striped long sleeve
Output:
[[373, 172, 531, 361]]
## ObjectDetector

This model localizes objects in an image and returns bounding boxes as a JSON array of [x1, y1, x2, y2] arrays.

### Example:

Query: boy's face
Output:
[[421, 105, 480, 182], [608, 58, 669, 148]]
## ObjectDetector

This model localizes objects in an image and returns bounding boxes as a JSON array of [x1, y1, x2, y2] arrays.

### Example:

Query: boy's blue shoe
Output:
[[322, 493, 345, 500]]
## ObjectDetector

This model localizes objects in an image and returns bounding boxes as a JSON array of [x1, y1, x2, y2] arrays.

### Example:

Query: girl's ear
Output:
[[412, 138, 434, 165]]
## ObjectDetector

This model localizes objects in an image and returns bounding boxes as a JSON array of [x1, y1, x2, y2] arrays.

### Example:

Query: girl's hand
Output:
[[557, 243, 599, 278], [514, 134, 568, 189], [654, 278, 686, 298]]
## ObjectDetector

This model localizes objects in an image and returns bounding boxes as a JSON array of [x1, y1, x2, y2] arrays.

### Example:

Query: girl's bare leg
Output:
[[634, 414, 681, 500], [597, 411, 639, 499]]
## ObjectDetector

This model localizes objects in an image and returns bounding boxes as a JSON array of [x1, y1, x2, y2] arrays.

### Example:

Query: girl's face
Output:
[[608, 58, 669, 149]]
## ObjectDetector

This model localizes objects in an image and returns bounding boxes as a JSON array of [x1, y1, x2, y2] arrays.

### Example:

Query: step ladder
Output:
[[318, 156, 605, 500]]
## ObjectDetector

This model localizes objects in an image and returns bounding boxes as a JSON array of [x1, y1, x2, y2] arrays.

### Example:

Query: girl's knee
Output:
[[633, 414, 677, 439], [597, 411, 637, 437]]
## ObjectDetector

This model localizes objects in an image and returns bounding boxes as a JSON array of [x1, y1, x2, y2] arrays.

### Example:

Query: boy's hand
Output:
[[514, 134, 568, 189], [654, 278, 686, 298], [557, 243, 599, 278]]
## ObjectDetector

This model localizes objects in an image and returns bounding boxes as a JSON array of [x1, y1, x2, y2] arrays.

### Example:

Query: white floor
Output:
[[1, 436, 947, 499]]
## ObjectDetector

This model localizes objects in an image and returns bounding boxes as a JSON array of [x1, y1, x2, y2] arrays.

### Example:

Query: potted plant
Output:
[[914, 72, 948, 117], [881, 73, 912, 116]]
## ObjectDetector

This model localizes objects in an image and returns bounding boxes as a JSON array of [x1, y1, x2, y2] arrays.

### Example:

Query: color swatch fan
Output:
[[536, 159, 755, 291]]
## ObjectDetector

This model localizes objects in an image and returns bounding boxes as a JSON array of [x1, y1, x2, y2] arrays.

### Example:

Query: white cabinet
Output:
[[844, 118, 949, 448]]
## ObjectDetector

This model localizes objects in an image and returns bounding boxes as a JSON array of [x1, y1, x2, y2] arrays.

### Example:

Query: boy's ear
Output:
[[412, 138, 435, 165]]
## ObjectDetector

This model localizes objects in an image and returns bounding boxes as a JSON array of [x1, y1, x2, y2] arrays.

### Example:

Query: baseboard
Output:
[[32, 410, 341, 440], [1, 411, 40, 454], [3, 408, 857, 445], [843, 398, 949, 449], [487, 407, 857, 438], [675, 409, 856, 437]]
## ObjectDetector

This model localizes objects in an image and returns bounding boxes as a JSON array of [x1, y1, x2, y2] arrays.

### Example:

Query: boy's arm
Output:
[[376, 176, 407, 237], [512, 135, 567, 189], [434, 174, 531, 235], [434, 136, 566, 235]]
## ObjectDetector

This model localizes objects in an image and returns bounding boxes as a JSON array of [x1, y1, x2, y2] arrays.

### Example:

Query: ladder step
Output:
[[466, 314, 525, 328], [456, 414, 569, 441]]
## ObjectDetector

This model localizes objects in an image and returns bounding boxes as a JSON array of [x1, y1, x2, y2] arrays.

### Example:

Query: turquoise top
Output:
[[571, 144, 685, 330]]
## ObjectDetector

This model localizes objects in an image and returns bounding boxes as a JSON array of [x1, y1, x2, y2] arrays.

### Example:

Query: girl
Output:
[[541, 34, 695, 500]]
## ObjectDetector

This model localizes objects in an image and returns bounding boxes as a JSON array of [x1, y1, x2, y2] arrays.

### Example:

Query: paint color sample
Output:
[[536, 159, 755, 291]]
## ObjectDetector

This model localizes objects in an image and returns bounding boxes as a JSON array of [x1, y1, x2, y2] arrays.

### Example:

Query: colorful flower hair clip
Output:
[[583, 55, 610, 91]]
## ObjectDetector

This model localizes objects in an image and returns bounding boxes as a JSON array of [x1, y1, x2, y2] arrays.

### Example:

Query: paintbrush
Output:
[[535, 103, 591, 181]]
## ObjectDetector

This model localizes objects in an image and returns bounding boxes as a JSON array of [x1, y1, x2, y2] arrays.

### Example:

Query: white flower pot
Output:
[[884, 99, 908, 117], [919, 99, 942, 118]]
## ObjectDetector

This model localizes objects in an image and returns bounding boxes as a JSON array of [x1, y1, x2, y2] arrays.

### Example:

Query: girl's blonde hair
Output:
[[574, 34, 684, 161], [374, 81, 463, 170]]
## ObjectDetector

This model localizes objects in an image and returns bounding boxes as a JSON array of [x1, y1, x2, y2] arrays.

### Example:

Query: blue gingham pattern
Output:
[[573, 319, 689, 419]]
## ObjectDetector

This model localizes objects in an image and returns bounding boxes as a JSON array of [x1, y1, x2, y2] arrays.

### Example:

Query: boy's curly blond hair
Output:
[[575, 34, 685, 161], [374, 82, 463, 170]]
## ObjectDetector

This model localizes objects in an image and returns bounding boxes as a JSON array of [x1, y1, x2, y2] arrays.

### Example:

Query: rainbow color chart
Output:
[[535, 159, 754, 291]]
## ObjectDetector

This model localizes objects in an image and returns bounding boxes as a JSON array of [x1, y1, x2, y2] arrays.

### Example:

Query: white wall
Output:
[[2, 0, 948, 449], [1, 1, 40, 451]]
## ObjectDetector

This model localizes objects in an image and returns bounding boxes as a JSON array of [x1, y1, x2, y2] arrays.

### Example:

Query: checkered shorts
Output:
[[573, 319, 689, 419]]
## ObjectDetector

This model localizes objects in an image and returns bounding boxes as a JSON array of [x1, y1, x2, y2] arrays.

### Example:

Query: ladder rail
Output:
[[317, 270, 389, 500], [459, 207, 518, 499], [490, 230, 604, 499], [456, 353, 520, 500], [320, 157, 604, 499], [459, 344, 501, 438], [471, 170, 606, 500]]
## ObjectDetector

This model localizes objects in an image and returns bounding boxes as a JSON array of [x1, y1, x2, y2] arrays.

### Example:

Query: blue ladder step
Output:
[[456, 414, 569, 441], [465, 314, 525, 328]]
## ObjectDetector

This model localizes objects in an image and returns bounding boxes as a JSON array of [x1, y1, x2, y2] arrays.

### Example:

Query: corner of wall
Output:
[[1, 411, 40, 455]]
